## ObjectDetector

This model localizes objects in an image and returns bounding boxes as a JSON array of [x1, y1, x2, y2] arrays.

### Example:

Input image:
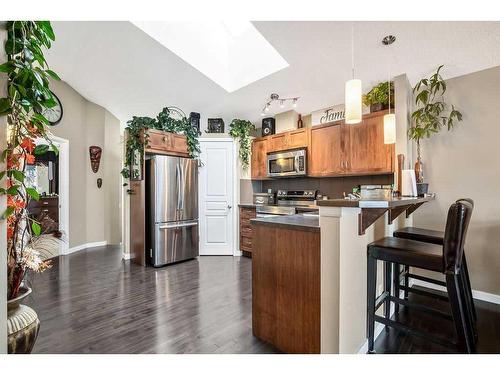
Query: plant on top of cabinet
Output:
[[409, 65, 462, 187], [363, 81, 394, 113], [229, 119, 256, 169], [121, 107, 200, 183]]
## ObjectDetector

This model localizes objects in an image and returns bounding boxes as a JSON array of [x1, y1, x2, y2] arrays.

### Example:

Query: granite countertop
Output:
[[316, 195, 435, 209], [250, 213, 319, 231], [239, 203, 257, 208], [238, 203, 319, 211]]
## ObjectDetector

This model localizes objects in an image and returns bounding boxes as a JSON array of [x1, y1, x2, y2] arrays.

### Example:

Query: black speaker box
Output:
[[261, 117, 275, 137]]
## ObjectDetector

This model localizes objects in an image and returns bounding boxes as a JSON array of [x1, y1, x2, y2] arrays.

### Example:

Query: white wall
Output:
[[413, 65, 500, 295]]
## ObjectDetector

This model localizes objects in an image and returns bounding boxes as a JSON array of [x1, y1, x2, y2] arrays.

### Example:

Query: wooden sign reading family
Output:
[[311, 105, 345, 126]]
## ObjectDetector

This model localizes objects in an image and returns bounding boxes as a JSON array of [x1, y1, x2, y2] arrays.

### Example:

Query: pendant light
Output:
[[383, 35, 396, 144], [345, 23, 362, 125]]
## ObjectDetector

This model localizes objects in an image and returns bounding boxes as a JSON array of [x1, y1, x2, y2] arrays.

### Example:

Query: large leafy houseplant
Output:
[[409, 65, 462, 182], [0, 21, 59, 299], [229, 119, 255, 169], [121, 106, 200, 185]]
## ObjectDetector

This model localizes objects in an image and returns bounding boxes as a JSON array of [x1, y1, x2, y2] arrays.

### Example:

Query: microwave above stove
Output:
[[266, 148, 307, 178]]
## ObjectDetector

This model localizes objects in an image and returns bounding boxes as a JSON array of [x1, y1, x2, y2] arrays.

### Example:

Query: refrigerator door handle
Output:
[[179, 161, 184, 211], [158, 221, 198, 230], [176, 163, 181, 213]]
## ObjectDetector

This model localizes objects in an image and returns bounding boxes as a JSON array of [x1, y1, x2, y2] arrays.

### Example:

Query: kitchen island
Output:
[[251, 196, 433, 354]]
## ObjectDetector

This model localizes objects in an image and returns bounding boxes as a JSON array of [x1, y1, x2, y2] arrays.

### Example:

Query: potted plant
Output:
[[121, 106, 200, 188], [1, 21, 59, 353], [229, 119, 256, 169], [363, 81, 394, 113], [409, 65, 462, 196]]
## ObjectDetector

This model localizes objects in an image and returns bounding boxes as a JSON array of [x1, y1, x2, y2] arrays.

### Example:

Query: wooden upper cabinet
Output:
[[308, 123, 343, 176], [251, 137, 268, 180], [268, 128, 308, 152], [344, 113, 394, 175], [287, 128, 308, 149], [145, 129, 190, 157], [269, 133, 288, 152]]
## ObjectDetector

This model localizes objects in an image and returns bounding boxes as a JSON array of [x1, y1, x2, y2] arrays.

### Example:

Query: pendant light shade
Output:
[[383, 113, 396, 144], [345, 79, 362, 124]]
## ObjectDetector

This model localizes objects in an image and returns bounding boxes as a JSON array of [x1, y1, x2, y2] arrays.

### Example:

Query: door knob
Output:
[[227, 205, 232, 209]]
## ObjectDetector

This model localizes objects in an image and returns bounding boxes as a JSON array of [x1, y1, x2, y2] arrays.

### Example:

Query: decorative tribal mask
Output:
[[89, 146, 102, 173]]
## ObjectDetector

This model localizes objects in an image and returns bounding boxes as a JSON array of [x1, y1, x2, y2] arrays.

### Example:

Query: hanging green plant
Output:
[[121, 107, 200, 183], [229, 119, 255, 169]]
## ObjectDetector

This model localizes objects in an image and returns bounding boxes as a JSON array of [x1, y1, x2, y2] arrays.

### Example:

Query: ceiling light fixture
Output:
[[261, 93, 300, 114], [345, 23, 362, 125], [382, 35, 396, 144]]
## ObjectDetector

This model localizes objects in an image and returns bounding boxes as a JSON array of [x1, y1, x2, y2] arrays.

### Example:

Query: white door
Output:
[[199, 140, 234, 255]]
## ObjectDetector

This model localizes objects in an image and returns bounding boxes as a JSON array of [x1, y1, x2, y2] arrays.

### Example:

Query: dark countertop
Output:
[[251, 213, 320, 232], [238, 203, 319, 211], [316, 195, 435, 209]]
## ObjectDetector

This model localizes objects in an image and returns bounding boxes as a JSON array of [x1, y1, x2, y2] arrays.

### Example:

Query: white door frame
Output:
[[36, 135, 70, 255], [198, 137, 239, 256]]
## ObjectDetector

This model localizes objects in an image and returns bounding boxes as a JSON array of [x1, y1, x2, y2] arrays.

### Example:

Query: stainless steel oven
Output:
[[266, 148, 307, 178]]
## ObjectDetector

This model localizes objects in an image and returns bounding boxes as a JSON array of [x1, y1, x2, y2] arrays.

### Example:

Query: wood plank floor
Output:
[[374, 287, 500, 353], [28, 245, 280, 354], [26, 245, 500, 354]]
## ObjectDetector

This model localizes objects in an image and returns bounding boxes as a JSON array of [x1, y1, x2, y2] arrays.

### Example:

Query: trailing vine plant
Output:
[[229, 119, 255, 169], [121, 107, 200, 185], [0, 21, 60, 299]]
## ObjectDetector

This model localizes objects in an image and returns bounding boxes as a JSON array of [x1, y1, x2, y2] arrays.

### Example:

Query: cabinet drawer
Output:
[[240, 225, 252, 237], [240, 236, 252, 251]]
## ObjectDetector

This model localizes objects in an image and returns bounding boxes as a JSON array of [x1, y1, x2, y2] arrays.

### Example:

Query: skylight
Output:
[[132, 21, 289, 93]]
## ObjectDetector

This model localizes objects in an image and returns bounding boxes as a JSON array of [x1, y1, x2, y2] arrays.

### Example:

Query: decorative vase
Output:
[[414, 158, 424, 183], [7, 286, 40, 354], [416, 183, 429, 197]]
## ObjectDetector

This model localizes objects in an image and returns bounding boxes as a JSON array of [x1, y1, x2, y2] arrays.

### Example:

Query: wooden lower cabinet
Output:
[[239, 206, 256, 256], [252, 223, 320, 353]]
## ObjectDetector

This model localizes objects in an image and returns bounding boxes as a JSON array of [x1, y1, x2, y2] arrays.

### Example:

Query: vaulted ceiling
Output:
[[45, 21, 500, 125]]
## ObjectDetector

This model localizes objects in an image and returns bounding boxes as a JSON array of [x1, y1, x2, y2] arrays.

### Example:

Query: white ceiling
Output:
[[46, 21, 500, 125]]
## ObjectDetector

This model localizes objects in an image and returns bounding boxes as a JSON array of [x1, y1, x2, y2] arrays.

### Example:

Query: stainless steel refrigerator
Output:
[[146, 155, 199, 267]]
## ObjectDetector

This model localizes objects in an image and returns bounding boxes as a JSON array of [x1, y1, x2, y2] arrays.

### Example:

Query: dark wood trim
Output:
[[358, 208, 388, 235], [406, 202, 425, 218], [388, 205, 411, 224]]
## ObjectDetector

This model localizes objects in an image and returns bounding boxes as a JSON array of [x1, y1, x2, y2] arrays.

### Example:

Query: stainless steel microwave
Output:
[[267, 148, 307, 178]]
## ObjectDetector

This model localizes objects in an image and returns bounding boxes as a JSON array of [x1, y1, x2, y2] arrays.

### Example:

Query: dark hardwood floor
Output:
[[26, 245, 500, 354], [27, 245, 279, 354], [374, 287, 500, 353]]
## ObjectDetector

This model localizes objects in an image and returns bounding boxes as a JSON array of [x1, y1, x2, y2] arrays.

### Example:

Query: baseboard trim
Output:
[[65, 241, 107, 255], [411, 279, 500, 305], [122, 252, 132, 260]]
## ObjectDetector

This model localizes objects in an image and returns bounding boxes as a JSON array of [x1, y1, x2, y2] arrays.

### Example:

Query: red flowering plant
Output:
[[0, 21, 60, 299]]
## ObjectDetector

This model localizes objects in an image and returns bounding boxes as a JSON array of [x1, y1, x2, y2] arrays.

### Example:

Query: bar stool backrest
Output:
[[443, 200, 474, 274]]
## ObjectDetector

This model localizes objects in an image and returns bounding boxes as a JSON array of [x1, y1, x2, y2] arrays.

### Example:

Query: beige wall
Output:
[[49, 79, 122, 248], [414, 65, 500, 295]]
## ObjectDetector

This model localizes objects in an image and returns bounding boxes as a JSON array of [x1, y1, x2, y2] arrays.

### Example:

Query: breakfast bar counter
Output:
[[250, 195, 435, 354]]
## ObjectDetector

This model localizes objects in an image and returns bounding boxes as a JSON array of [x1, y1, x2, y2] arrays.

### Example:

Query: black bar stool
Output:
[[393, 199, 477, 333], [367, 200, 475, 353]]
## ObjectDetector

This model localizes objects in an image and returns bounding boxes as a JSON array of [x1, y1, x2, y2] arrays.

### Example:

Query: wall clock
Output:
[[42, 91, 63, 126]]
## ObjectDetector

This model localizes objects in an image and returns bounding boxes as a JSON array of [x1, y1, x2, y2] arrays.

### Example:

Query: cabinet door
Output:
[[145, 130, 189, 156], [251, 138, 268, 179], [344, 114, 394, 175], [288, 128, 308, 149], [308, 123, 343, 176], [269, 133, 288, 152]]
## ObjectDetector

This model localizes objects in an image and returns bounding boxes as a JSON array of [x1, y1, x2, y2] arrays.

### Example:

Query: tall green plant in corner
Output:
[[229, 119, 255, 169], [409, 65, 462, 182], [0, 21, 60, 299]]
